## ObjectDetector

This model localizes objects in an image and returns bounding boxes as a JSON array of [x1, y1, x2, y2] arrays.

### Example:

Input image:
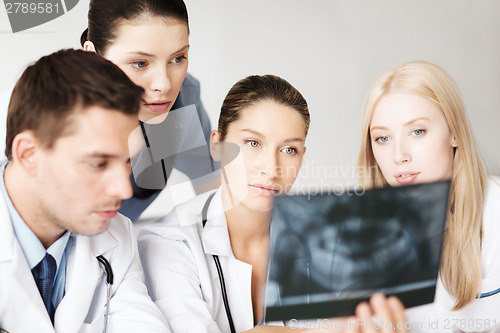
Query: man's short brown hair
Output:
[[6, 48, 144, 160]]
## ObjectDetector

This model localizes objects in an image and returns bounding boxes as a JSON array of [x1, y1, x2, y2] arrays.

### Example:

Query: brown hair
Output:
[[218, 74, 310, 140], [81, 0, 189, 55], [6, 48, 144, 160]]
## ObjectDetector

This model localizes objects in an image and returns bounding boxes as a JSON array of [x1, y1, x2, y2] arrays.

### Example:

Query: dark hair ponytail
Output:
[[83, 0, 189, 55]]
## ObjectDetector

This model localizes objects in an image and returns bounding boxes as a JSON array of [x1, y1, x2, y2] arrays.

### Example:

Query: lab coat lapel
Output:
[[0, 199, 54, 331], [230, 259, 254, 330], [10, 244, 54, 325], [0, 198, 13, 262], [54, 228, 118, 332], [199, 190, 255, 329], [200, 189, 233, 257]]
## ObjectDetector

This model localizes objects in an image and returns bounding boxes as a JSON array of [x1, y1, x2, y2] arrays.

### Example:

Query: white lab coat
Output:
[[138, 188, 281, 333], [406, 176, 500, 333], [0, 195, 170, 332]]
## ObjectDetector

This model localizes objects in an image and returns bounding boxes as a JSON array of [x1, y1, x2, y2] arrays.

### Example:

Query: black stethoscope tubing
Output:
[[97, 255, 113, 333], [140, 122, 169, 186], [97, 255, 114, 285], [202, 192, 236, 333], [0, 256, 113, 333]]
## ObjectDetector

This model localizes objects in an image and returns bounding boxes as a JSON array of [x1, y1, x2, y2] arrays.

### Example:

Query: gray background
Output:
[[1, 0, 499, 195]]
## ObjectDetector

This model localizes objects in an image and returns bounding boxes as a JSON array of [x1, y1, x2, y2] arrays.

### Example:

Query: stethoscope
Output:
[[0, 256, 113, 333], [479, 288, 500, 298], [202, 192, 236, 333], [97, 255, 114, 333]]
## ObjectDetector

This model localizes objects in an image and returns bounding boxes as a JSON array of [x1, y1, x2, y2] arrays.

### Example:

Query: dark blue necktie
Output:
[[32, 253, 57, 323]]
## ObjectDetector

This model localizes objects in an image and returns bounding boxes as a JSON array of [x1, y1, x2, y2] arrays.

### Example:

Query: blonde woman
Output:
[[358, 61, 500, 332]]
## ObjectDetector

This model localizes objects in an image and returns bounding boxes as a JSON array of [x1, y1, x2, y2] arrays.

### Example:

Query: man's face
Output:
[[34, 106, 139, 236]]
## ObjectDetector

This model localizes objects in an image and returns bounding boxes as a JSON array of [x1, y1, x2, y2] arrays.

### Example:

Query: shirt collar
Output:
[[0, 162, 70, 269]]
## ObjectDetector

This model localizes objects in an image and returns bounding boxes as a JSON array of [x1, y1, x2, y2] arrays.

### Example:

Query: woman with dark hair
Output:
[[138, 74, 407, 333], [81, 0, 218, 221]]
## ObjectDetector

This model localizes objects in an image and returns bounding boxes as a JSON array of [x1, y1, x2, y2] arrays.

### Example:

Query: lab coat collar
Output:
[[0, 187, 120, 332], [200, 188, 234, 258], [0, 196, 13, 262], [0, 192, 56, 330], [54, 218, 119, 332], [0, 163, 14, 263]]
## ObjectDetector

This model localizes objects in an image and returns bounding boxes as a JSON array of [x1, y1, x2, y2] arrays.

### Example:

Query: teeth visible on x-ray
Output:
[[266, 181, 450, 320]]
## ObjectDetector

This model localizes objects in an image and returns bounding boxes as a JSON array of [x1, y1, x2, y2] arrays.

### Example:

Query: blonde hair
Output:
[[358, 61, 487, 309]]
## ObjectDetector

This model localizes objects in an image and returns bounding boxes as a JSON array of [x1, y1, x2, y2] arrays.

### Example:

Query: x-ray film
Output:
[[265, 181, 450, 320]]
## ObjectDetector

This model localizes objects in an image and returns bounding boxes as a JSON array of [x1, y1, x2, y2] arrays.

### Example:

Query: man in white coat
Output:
[[0, 49, 170, 332]]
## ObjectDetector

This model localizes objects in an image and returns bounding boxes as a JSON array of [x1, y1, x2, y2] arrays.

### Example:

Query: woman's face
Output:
[[369, 92, 456, 187], [212, 100, 307, 212], [103, 17, 189, 123]]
